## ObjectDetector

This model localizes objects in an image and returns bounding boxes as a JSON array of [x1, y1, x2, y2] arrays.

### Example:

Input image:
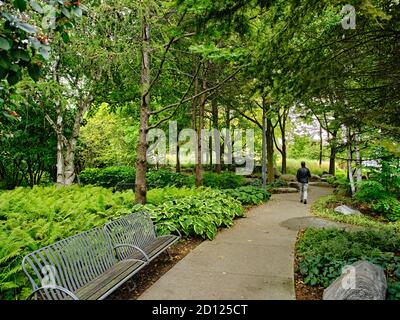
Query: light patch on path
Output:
[[138, 186, 332, 300]]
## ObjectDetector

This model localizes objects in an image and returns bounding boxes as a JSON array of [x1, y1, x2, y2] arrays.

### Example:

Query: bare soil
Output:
[[107, 237, 203, 300]]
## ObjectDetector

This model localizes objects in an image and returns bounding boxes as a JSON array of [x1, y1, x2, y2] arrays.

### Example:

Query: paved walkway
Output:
[[139, 186, 333, 300]]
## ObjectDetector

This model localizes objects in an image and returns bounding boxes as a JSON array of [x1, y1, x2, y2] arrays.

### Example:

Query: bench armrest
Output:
[[26, 285, 79, 300], [154, 222, 182, 239], [113, 244, 150, 263]]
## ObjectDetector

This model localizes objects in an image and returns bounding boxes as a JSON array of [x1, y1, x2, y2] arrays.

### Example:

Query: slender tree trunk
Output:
[[266, 118, 274, 183], [135, 8, 151, 204], [344, 126, 356, 196], [262, 105, 267, 189], [55, 106, 65, 186], [212, 100, 221, 174], [355, 130, 362, 187], [195, 76, 206, 187], [319, 125, 323, 168], [264, 99, 274, 183], [225, 106, 232, 172], [176, 142, 181, 173], [329, 130, 338, 176]]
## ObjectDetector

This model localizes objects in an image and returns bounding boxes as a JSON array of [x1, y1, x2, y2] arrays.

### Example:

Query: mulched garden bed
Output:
[[294, 230, 324, 300], [107, 237, 203, 300]]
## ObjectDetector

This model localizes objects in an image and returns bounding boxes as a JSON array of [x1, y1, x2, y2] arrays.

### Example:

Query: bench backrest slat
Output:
[[104, 212, 156, 260], [22, 228, 117, 299]]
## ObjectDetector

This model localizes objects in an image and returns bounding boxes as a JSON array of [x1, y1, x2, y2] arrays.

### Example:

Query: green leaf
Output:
[[14, 0, 27, 11], [30, 0, 43, 13], [73, 7, 83, 18], [28, 63, 41, 81], [62, 32, 70, 44], [0, 38, 11, 51], [16, 22, 37, 34]]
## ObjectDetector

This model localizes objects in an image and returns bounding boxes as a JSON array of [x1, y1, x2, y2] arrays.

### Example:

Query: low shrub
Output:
[[146, 187, 198, 205], [268, 179, 289, 188], [79, 166, 135, 188], [296, 228, 400, 298], [372, 196, 400, 222], [147, 169, 194, 189], [223, 186, 271, 205], [203, 172, 244, 189], [354, 180, 387, 203], [133, 189, 244, 240], [80, 167, 194, 189]]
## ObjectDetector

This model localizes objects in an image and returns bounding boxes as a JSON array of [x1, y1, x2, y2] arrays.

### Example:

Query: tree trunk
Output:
[[212, 100, 221, 174], [195, 76, 206, 187], [319, 124, 323, 168], [264, 99, 274, 183], [176, 142, 181, 173], [262, 105, 267, 189], [135, 8, 151, 205], [344, 126, 356, 196], [355, 130, 362, 187], [329, 130, 338, 176], [56, 110, 65, 186], [266, 118, 274, 183]]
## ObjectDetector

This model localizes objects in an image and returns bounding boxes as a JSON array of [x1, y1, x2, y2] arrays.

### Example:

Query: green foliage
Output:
[[134, 188, 244, 241], [203, 172, 244, 189], [79, 167, 135, 188], [146, 187, 199, 205], [79, 167, 194, 190], [354, 180, 387, 203], [0, 0, 82, 85], [147, 169, 194, 189], [370, 160, 400, 197], [311, 195, 400, 231], [223, 186, 271, 205], [288, 135, 321, 161], [372, 196, 400, 222], [78, 104, 138, 168], [285, 158, 332, 177], [268, 179, 288, 188], [0, 185, 134, 300], [296, 228, 400, 295]]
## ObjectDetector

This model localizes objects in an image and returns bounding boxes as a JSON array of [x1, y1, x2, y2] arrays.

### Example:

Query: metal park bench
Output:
[[104, 212, 181, 264], [22, 212, 181, 300]]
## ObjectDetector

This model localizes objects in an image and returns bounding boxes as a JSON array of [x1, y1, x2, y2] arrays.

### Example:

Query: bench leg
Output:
[[127, 278, 137, 293], [164, 249, 172, 261]]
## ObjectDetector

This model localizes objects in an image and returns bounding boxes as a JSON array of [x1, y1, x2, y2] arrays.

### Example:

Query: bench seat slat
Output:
[[74, 260, 146, 300], [129, 236, 179, 262]]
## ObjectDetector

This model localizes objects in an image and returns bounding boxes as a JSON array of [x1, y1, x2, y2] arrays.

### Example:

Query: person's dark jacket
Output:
[[297, 167, 311, 184]]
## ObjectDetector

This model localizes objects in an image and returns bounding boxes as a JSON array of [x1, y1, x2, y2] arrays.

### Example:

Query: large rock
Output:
[[288, 182, 300, 189], [323, 261, 387, 300], [280, 174, 297, 182], [274, 168, 282, 178], [334, 205, 362, 216], [310, 174, 321, 182], [271, 187, 298, 194]]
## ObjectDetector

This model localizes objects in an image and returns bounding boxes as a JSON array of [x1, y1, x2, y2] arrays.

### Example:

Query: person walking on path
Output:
[[297, 161, 311, 204]]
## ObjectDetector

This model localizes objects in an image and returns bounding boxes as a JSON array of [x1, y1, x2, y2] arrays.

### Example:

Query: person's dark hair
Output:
[[301, 161, 306, 167]]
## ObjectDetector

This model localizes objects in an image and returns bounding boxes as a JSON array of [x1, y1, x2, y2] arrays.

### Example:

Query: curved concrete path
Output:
[[139, 186, 332, 300]]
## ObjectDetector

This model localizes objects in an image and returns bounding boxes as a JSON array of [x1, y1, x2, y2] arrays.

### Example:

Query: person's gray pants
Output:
[[299, 183, 309, 201]]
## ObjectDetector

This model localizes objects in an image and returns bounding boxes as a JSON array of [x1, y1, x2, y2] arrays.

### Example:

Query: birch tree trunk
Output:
[[135, 6, 151, 204], [55, 105, 65, 186], [355, 130, 362, 188], [343, 126, 356, 196]]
